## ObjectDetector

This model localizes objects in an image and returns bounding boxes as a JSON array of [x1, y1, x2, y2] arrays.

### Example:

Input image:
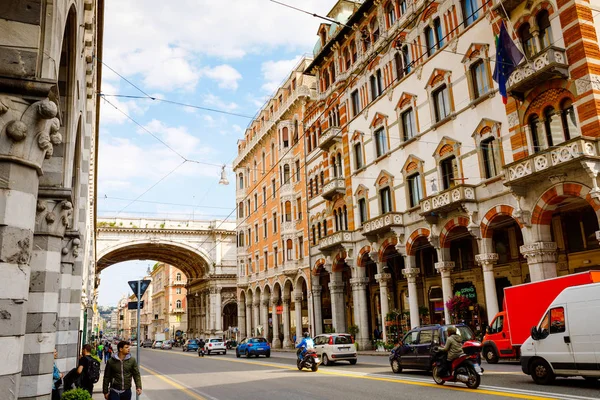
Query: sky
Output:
[[96, 0, 333, 306]]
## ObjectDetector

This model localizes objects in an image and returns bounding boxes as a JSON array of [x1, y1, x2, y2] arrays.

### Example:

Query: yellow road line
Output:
[[140, 365, 207, 400], [144, 349, 554, 400]]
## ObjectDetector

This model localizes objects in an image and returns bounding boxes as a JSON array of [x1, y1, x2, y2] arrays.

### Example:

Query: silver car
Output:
[[313, 333, 358, 366]]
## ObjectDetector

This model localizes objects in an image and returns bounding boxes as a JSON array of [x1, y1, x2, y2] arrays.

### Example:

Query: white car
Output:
[[204, 338, 226, 355], [313, 333, 357, 366]]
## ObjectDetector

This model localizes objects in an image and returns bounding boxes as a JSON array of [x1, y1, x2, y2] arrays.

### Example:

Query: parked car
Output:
[[389, 324, 479, 373], [236, 337, 271, 358], [204, 338, 226, 355], [130, 340, 138, 347], [152, 341, 163, 349], [313, 333, 357, 366], [183, 339, 200, 352], [161, 341, 173, 350], [142, 339, 153, 348]]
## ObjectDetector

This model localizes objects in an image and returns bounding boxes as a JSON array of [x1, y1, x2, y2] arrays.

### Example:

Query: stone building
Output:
[[234, 58, 316, 347], [300, 0, 600, 351], [149, 263, 188, 340], [0, 0, 103, 398]]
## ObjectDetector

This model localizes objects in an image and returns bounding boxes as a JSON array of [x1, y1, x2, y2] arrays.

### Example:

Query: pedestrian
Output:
[[52, 349, 63, 400], [98, 342, 104, 362], [293, 334, 296, 344], [105, 343, 113, 364], [373, 328, 380, 340], [77, 344, 100, 395], [103, 341, 142, 400]]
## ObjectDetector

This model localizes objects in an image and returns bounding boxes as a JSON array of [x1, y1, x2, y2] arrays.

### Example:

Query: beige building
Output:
[[151, 263, 188, 340]]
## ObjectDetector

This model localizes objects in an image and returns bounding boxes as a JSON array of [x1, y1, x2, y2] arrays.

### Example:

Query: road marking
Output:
[[140, 365, 218, 400]]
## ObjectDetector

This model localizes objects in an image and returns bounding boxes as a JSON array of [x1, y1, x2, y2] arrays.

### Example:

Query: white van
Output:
[[520, 282, 600, 384]]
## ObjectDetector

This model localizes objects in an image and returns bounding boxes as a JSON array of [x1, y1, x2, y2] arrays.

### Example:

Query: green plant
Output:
[[384, 343, 395, 350], [108, 222, 116, 227], [324, 326, 336, 334], [61, 388, 92, 400], [159, 223, 165, 229], [418, 306, 430, 316], [119, 222, 123, 226], [347, 324, 359, 337]]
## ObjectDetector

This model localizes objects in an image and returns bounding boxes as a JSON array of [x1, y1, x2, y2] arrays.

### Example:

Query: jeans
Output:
[[108, 389, 132, 400]]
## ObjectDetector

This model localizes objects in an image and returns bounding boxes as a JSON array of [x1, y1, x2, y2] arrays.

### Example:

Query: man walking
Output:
[[76, 344, 96, 395], [98, 342, 104, 363], [103, 341, 142, 400]]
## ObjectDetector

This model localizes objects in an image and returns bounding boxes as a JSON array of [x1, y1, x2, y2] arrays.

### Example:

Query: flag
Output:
[[493, 21, 524, 104]]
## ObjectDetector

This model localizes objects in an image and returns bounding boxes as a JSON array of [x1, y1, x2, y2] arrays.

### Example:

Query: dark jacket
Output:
[[103, 353, 142, 394]]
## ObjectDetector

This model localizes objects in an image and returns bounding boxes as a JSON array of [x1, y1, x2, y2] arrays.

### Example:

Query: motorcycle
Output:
[[198, 346, 206, 357], [431, 340, 483, 389], [296, 348, 320, 372]]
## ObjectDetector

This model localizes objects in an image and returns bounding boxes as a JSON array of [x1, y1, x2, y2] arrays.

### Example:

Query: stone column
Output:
[[329, 274, 346, 334], [435, 261, 455, 324], [215, 288, 222, 332], [0, 96, 61, 398], [245, 301, 252, 338], [521, 242, 558, 282], [350, 277, 370, 349], [208, 290, 215, 332], [253, 297, 260, 336], [261, 295, 270, 341], [476, 253, 500, 321], [311, 284, 323, 335], [375, 272, 391, 342], [294, 292, 303, 342], [402, 267, 421, 329], [282, 296, 292, 348], [271, 294, 281, 348], [237, 297, 246, 339]]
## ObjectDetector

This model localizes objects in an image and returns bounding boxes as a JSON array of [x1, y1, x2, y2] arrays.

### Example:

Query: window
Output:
[[271, 142, 275, 165], [539, 307, 565, 335], [285, 201, 291, 222], [247, 228, 251, 246], [350, 40, 357, 62], [370, 69, 383, 101], [351, 90, 361, 116], [283, 164, 290, 184], [297, 198, 302, 220], [394, 52, 405, 81], [309, 178, 313, 197], [408, 173, 423, 208], [471, 60, 489, 99], [176, 288, 181, 294], [440, 156, 458, 190], [262, 151, 266, 174], [176, 273, 181, 281], [519, 23, 535, 58], [253, 160, 257, 182], [238, 202, 244, 218], [380, 187, 392, 214], [425, 26, 436, 57], [286, 239, 293, 261], [529, 114, 544, 152], [273, 212, 278, 232], [295, 160, 300, 182], [255, 224, 259, 242], [462, 0, 478, 27], [386, 2, 396, 26], [254, 193, 258, 211], [255, 255, 259, 273], [434, 18, 443, 48], [238, 173, 244, 189], [317, 222, 322, 239], [371, 17, 380, 43], [537, 10, 552, 50], [433, 84, 451, 121], [238, 232, 245, 247], [264, 251, 269, 269], [176, 300, 182, 309], [343, 47, 351, 71], [274, 246, 278, 267], [561, 99, 579, 139], [354, 143, 364, 169], [315, 175, 319, 193], [399, 0, 407, 15], [272, 179, 276, 198], [312, 225, 316, 245], [293, 120, 299, 144], [282, 127, 289, 148], [375, 127, 388, 157], [358, 198, 368, 225], [263, 218, 267, 238], [320, 171, 324, 187], [298, 236, 304, 259], [481, 138, 499, 179], [402, 45, 411, 74], [262, 187, 266, 205], [401, 108, 417, 141], [544, 106, 564, 147]]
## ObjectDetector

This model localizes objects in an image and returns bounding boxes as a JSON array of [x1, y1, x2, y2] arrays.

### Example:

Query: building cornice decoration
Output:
[[435, 261, 455, 274], [61, 231, 82, 264], [520, 242, 557, 264], [35, 199, 73, 238]]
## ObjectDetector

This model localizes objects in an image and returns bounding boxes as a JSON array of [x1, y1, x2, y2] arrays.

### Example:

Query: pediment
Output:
[[369, 112, 388, 128]]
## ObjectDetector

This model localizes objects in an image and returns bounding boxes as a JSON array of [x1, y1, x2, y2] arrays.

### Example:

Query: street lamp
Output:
[[218, 165, 229, 185]]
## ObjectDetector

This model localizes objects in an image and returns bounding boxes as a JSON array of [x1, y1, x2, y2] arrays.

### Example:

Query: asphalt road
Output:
[[133, 347, 600, 400]]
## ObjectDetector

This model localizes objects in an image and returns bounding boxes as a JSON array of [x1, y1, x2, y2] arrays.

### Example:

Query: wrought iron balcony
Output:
[[362, 212, 404, 237], [507, 47, 569, 97], [321, 177, 346, 200], [319, 230, 352, 252], [420, 184, 477, 216], [503, 137, 600, 186], [318, 126, 342, 150]]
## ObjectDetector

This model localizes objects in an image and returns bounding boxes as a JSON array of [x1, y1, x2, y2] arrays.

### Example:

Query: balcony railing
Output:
[[420, 184, 477, 215], [281, 220, 295, 234], [362, 212, 404, 237], [507, 47, 568, 96], [492, 0, 525, 17], [319, 230, 352, 251], [171, 308, 185, 314], [504, 137, 599, 185], [321, 177, 346, 200], [282, 260, 298, 276], [318, 126, 342, 150]]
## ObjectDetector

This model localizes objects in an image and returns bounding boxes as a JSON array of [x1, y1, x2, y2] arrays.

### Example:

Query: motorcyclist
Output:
[[295, 332, 314, 361], [198, 338, 206, 356], [439, 326, 464, 377]]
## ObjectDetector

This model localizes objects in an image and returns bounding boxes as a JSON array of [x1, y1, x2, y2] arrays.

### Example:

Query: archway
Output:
[[382, 244, 405, 341], [222, 303, 237, 338], [315, 264, 332, 333], [412, 236, 438, 324]]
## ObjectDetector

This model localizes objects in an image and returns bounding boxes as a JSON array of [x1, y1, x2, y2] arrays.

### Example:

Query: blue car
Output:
[[236, 337, 271, 358], [183, 339, 199, 352]]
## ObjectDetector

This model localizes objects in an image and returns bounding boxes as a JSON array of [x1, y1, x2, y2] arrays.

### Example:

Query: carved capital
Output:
[[282, 296, 291, 305], [435, 261, 455, 274], [328, 281, 346, 293], [0, 96, 62, 175], [61, 231, 82, 264], [520, 242, 557, 264], [475, 253, 498, 272], [311, 284, 322, 295], [35, 199, 73, 237], [375, 272, 392, 284], [350, 277, 370, 288], [402, 268, 420, 281]]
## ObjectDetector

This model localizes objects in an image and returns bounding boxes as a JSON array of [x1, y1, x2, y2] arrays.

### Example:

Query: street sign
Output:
[[127, 301, 144, 310], [128, 280, 151, 299]]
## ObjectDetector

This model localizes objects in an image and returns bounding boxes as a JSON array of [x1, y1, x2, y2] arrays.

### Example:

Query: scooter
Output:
[[431, 341, 483, 389], [296, 348, 320, 372], [198, 346, 205, 357]]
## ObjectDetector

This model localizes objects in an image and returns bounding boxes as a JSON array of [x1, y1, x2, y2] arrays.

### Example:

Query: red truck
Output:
[[482, 270, 600, 364]]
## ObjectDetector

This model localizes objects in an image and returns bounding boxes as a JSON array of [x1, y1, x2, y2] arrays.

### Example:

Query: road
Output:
[[132, 348, 599, 400]]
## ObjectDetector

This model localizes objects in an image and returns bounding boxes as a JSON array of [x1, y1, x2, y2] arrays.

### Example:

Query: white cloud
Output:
[[260, 56, 302, 93], [232, 124, 243, 133], [201, 65, 242, 90], [99, 82, 145, 124], [202, 94, 239, 112]]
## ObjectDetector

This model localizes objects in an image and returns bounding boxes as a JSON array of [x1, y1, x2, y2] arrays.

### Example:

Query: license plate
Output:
[[339, 347, 348, 351]]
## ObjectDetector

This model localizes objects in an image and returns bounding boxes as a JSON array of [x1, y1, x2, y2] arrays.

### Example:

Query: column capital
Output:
[[270, 294, 280, 304], [402, 268, 420, 280], [36, 197, 73, 238], [311, 284, 322, 294], [61, 231, 81, 264], [520, 242, 557, 263], [293, 293, 303, 303], [253, 299, 261, 307], [282, 296, 291, 305], [349, 277, 369, 288], [435, 261, 455, 274], [375, 272, 392, 284], [475, 253, 499, 272], [262, 299, 270, 306], [328, 281, 346, 294]]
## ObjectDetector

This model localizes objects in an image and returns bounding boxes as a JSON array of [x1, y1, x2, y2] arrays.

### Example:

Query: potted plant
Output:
[[61, 388, 92, 400], [347, 324, 359, 341], [445, 295, 472, 323]]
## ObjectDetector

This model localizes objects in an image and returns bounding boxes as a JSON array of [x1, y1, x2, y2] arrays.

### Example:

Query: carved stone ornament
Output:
[[0, 96, 62, 175], [350, 277, 370, 288], [35, 199, 73, 237], [375, 272, 392, 284], [328, 281, 346, 293], [475, 253, 498, 272], [435, 261, 455, 274], [61, 232, 82, 263], [402, 268, 420, 280], [520, 242, 557, 264]]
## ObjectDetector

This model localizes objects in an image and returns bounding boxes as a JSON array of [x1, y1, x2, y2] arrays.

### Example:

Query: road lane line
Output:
[[140, 365, 218, 400]]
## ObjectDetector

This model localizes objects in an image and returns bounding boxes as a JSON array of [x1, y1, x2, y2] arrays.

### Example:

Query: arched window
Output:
[[282, 127, 289, 148], [312, 225, 317, 244], [336, 153, 343, 177], [176, 273, 181, 281], [253, 159, 257, 181], [343, 47, 351, 70], [350, 39, 357, 62], [334, 210, 339, 231], [481, 138, 499, 179], [239, 173, 244, 189], [320, 171, 325, 186], [544, 106, 563, 147], [176, 300, 182, 309], [386, 1, 396, 27], [560, 98, 579, 139], [519, 23, 535, 58], [285, 201, 292, 222], [286, 239, 293, 261], [529, 114, 544, 152], [293, 120, 299, 144], [309, 178, 313, 197], [370, 16, 380, 43], [271, 142, 276, 164], [262, 151, 266, 173], [238, 232, 245, 247], [537, 10, 552, 50], [343, 205, 348, 230], [283, 164, 290, 183], [332, 156, 338, 177], [238, 202, 244, 218], [317, 222, 322, 239]]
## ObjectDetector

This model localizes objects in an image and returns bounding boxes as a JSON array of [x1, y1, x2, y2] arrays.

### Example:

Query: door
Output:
[[487, 313, 512, 356], [416, 329, 434, 368], [534, 305, 575, 374], [400, 330, 419, 367], [566, 292, 600, 375]]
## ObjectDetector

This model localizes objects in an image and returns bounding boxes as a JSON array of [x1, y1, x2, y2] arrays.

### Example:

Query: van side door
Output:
[[535, 305, 576, 375], [566, 295, 600, 376]]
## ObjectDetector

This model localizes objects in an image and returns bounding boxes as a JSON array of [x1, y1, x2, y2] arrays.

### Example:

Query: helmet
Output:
[[303, 332, 310, 338], [447, 326, 457, 336]]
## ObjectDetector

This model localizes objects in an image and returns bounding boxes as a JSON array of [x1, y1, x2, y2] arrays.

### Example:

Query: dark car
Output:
[[236, 337, 271, 358], [142, 339, 153, 348], [183, 339, 200, 352], [389, 324, 479, 373]]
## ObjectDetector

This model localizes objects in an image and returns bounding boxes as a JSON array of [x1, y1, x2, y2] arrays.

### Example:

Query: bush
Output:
[[61, 388, 92, 400]]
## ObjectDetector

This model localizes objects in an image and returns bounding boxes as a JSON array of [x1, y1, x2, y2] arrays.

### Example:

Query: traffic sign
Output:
[[128, 301, 144, 310], [128, 280, 151, 299]]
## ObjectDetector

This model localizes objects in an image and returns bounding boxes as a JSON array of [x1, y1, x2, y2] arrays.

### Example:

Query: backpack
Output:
[[86, 356, 101, 384]]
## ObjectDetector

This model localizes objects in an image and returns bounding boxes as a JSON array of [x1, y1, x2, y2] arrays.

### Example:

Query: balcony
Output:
[[321, 177, 346, 200], [319, 231, 352, 252], [504, 137, 600, 187], [237, 275, 249, 288], [318, 126, 342, 150], [282, 260, 298, 276], [171, 308, 185, 314], [420, 185, 477, 216], [362, 212, 404, 238], [235, 187, 246, 202], [491, 0, 525, 17], [507, 47, 569, 97], [281, 220, 295, 234]]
